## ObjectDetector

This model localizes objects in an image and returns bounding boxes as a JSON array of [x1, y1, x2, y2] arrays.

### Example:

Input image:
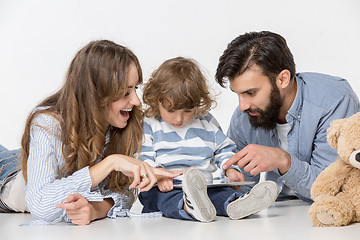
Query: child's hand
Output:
[[225, 168, 245, 190], [157, 177, 174, 192], [153, 168, 183, 192]]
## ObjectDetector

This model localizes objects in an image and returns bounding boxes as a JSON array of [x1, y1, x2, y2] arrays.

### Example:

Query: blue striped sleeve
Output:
[[207, 115, 241, 175], [139, 121, 161, 168]]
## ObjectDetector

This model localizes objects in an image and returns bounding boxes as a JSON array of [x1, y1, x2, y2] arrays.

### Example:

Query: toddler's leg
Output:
[[226, 181, 278, 220], [139, 187, 161, 213], [182, 167, 216, 222], [139, 186, 194, 221], [207, 187, 239, 216]]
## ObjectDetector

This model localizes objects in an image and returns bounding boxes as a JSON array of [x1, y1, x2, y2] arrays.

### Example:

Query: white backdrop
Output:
[[1, 0, 359, 149]]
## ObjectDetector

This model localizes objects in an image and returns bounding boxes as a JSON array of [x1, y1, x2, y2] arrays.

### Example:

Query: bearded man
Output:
[[216, 31, 359, 202]]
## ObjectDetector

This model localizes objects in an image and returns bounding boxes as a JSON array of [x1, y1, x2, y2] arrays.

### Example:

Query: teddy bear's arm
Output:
[[310, 159, 347, 199]]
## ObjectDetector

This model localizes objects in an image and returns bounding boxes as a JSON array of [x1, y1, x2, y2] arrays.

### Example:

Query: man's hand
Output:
[[223, 144, 291, 175]]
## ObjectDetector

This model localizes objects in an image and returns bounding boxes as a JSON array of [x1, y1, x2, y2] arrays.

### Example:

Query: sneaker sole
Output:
[[227, 181, 279, 220], [182, 168, 216, 222]]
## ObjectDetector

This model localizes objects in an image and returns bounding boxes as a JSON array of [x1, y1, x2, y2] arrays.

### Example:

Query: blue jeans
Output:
[[139, 186, 240, 220], [0, 145, 21, 213]]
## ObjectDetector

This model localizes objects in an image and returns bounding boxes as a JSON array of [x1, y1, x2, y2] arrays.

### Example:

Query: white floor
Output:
[[2, 199, 359, 240]]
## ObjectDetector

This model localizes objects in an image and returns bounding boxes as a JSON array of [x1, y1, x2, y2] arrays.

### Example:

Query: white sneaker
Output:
[[182, 167, 216, 223], [227, 181, 279, 220]]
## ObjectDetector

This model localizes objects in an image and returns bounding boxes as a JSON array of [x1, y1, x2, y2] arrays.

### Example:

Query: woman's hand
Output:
[[90, 154, 182, 192], [111, 154, 156, 191], [55, 193, 113, 225]]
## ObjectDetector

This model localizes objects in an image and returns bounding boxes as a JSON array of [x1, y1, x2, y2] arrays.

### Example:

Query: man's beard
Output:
[[246, 86, 283, 130]]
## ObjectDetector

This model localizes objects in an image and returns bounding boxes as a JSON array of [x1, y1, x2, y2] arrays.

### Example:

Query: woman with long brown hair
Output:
[[0, 40, 179, 225]]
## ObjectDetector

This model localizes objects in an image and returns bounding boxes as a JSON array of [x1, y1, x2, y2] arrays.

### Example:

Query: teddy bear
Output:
[[308, 112, 360, 227]]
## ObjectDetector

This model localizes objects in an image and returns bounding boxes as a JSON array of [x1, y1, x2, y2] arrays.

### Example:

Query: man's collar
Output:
[[286, 75, 303, 122]]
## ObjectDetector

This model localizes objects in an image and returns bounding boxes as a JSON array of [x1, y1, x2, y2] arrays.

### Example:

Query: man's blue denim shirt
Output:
[[227, 72, 360, 202]]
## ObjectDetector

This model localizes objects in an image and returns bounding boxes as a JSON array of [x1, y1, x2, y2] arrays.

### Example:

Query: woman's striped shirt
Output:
[[25, 112, 132, 223]]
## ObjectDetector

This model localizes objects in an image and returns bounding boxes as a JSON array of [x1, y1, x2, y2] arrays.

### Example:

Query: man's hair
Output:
[[216, 31, 296, 87]]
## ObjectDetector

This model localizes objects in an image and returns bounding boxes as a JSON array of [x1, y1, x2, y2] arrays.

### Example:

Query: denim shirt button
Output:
[[297, 114, 301, 119], [282, 180, 286, 183]]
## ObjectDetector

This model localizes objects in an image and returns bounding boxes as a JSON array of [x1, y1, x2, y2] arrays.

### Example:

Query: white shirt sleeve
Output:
[[25, 114, 131, 223]]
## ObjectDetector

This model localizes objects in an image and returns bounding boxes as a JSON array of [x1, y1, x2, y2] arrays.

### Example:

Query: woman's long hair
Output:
[[21, 40, 143, 199]]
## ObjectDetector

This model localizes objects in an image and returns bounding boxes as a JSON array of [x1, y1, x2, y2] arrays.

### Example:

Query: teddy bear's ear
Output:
[[327, 118, 345, 149]]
